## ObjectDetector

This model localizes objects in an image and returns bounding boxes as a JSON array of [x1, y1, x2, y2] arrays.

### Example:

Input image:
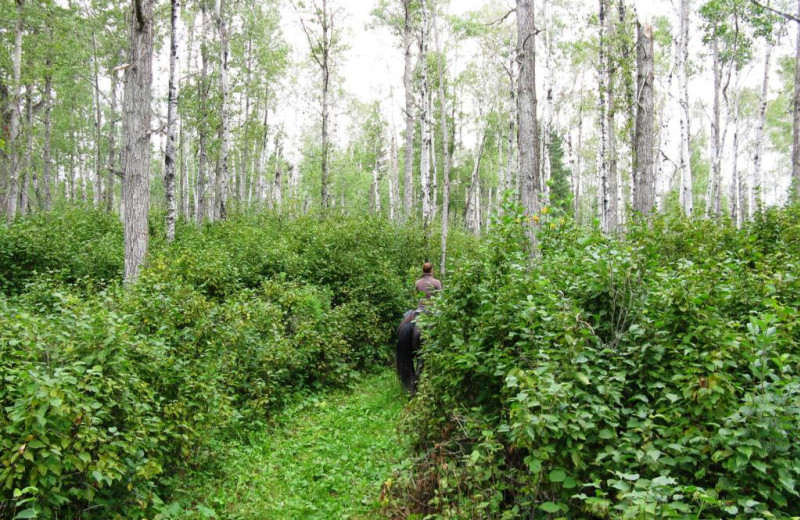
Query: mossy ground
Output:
[[167, 370, 407, 519]]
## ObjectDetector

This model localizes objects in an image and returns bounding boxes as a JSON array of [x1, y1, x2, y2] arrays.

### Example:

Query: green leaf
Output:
[[539, 501, 562, 513], [14, 510, 38, 519], [548, 468, 567, 483]]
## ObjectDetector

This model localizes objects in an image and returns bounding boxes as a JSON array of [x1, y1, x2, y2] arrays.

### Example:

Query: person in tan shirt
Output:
[[414, 262, 442, 308]]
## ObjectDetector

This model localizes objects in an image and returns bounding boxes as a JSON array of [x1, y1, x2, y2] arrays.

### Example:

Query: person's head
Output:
[[422, 262, 433, 274]]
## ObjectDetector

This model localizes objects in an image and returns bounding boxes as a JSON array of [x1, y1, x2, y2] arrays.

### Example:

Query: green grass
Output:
[[165, 370, 408, 519]]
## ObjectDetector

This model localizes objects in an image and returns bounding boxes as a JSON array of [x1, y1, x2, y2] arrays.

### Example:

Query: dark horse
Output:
[[396, 312, 423, 394]]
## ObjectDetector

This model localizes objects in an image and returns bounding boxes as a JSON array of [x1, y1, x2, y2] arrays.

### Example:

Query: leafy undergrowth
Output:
[[162, 370, 407, 520]]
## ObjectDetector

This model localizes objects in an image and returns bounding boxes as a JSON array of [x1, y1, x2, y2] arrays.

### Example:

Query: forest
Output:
[[0, 0, 799, 518]]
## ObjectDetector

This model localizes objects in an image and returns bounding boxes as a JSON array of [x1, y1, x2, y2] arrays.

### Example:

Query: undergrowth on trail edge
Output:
[[388, 202, 800, 519], [0, 210, 475, 519]]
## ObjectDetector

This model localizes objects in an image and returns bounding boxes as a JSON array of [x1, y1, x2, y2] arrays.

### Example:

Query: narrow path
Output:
[[173, 370, 407, 519]]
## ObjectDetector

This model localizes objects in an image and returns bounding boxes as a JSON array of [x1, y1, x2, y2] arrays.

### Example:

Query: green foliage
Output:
[[0, 209, 474, 518], [547, 133, 573, 216], [391, 202, 800, 518]]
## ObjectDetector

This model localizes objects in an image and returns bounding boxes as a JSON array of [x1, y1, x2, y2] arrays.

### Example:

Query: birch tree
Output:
[[165, 0, 180, 240], [215, 0, 230, 220], [634, 21, 656, 216], [6, 0, 24, 222], [678, 0, 694, 215]]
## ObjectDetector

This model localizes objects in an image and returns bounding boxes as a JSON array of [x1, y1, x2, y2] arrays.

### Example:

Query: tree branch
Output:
[[749, 0, 800, 24]]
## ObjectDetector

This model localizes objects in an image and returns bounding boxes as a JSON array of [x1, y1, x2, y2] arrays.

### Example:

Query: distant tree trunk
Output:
[[655, 32, 676, 212], [432, 1, 451, 275], [92, 32, 103, 208], [389, 132, 399, 221], [465, 128, 487, 234], [707, 34, 722, 216], [6, 0, 24, 222], [273, 133, 283, 207], [106, 71, 119, 212], [123, 0, 155, 282], [517, 0, 540, 222], [730, 105, 741, 226], [792, 0, 800, 199], [43, 71, 53, 211], [19, 88, 32, 216], [752, 42, 771, 216], [598, 0, 612, 231], [197, 1, 209, 224], [403, 0, 415, 218], [215, 0, 230, 220], [541, 0, 553, 202], [69, 130, 77, 204], [259, 90, 271, 205], [574, 106, 584, 220], [241, 38, 253, 207], [505, 56, 516, 196], [678, 0, 693, 215], [634, 22, 655, 217], [164, 0, 180, 241]]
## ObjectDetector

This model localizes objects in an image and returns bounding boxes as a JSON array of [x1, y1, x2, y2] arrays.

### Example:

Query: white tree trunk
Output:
[[215, 0, 230, 220], [420, 0, 433, 227], [634, 22, 655, 217], [678, 0, 693, 216], [541, 0, 553, 203], [707, 35, 722, 217], [123, 0, 155, 282], [752, 42, 772, 216], [92, 32, 103, 208], [793, 0, 800, 199], [196, 1, 209, 224], [164, 0, 180, 241], [6, 0, 24, 222], [402, 0, 415, 218]]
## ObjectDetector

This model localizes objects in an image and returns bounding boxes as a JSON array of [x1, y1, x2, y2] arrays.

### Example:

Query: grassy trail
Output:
[[173, 370, 407, 519]]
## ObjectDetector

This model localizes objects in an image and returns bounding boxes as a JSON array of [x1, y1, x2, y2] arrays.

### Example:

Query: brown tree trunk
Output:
[[123, 0, 155, 282], [517, 0, 540, 222]]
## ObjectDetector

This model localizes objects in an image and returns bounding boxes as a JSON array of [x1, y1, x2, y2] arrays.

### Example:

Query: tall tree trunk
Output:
[[403, 0, 415, 218], [19, 88, 32, 216], [106, 71, 119, 212], [215, 0, 230, 220], [92, 32, 103, 208], [752, 42, 771, 216], [6, 0, 24, 222], [707, 34, 722, 217], [465, 128, 487, 234], [69, 129, 77, 204], [598, 0, 612, 232], [164, 0, 180, 241], [575, 105, 584, 221], [123, 0, 155, 282], [43, 72, 53, 211], [273, 133, 283, 207], [730, 104, 741, 226], [389, 132, 399, 221], [517, 0, 540, 222], [420, 0, 432, 227], [678, 0, 693, 215], [432, 0, 451, 275], [634, 22, 655, 217], [791, 0, 800, 200], [505, 54, 516, 195], [241, 38, 253, 207], [655, 31, 676, 212], [541, 0, 553, 202], [197, 1, 209, 224]]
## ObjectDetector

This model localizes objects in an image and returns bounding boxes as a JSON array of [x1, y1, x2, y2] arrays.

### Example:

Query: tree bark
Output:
[[432, 0, 451, 275], [634, 22, 655, 217], [43, 72, 53, 211], [752, 42, 771, 216], [6, 0, 24, 222], [465, 128, 487, 234], [123, 0, 155, 282], [541, 0, 553, 202], [792, 0, 800, 199], [517, 0, 540, 222], [197, 1, 209, 224], [598, 0, 612, 231], [19, 88, 32, 216], [678, 0, 693, 215], [419, 0, 432, 227], [215, 0, 230, 220], [403, 0, 415, 218], [707, 34, 722, 216], [165, 0, 180, 241], [92, 32, 103, 208]]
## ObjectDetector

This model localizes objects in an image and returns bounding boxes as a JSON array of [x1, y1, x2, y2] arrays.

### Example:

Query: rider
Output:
[[415, 262, 442, 309]]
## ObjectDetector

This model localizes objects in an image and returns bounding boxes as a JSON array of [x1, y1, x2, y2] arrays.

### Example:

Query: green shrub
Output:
[[392, 203, 800, 519]]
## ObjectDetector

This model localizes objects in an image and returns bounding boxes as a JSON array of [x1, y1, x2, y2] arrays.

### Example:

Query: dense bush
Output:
[[392, 203, 800, 519], [0, 210, 474, 519]]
